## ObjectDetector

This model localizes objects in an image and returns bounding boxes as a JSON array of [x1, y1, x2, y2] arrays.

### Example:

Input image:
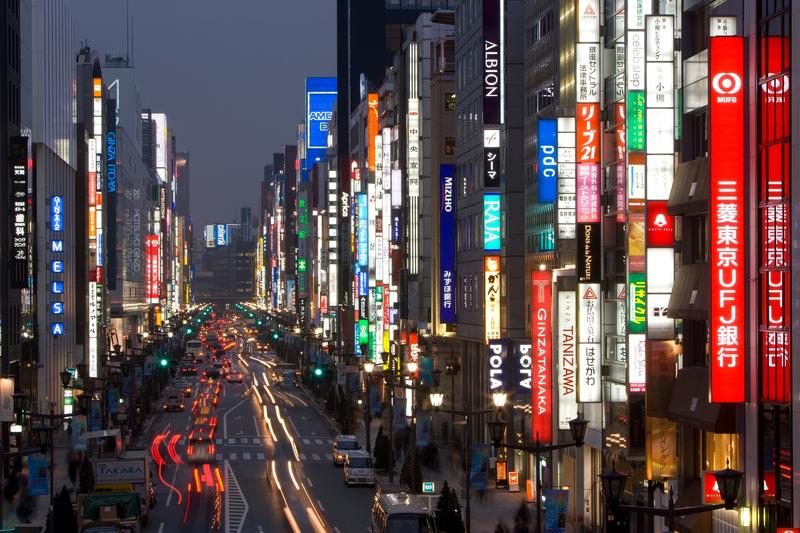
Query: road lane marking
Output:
[[311, 453, 320, 461], [256, 453, 265, 460], [252, 416, 261, 437], [306, 477, 313, 487], [230, 453, 237, 460], [325, 454, 333, 461], [223, 395, 251, 439], [316, 499, 326, 512], [224, 460, 249, 533], [303, 439, 311, 445], [158, 523, 164, 533], [314, 439, 323, 445], [229, 438, 236, 444], [334, 528, 341, 533], [300, 453, 307, 461], [242, 453, 251, 460], [165, 465, 179, 507]]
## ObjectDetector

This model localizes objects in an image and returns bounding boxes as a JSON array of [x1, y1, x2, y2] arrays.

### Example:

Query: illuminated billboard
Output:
[[557, 291, 578, 428], [440, 165, 456, 324], [484, 256, 501, 342], [537, 119, 557, 202], [482, 0, 504, 125], [305, 77, 337, 155], [483, 193, 501, 251], [531, 271, 552, 443], [709, 36, 744, 403], [214, 224, 228, 247], [145, 234, 159, 304], [487, 340, 509, 393], [577, 283, 601, 402], [152, 112, 168, 183], [9, 137, 28, 287]]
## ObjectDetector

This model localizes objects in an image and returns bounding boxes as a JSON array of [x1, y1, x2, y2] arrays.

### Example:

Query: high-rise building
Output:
[[32, 0, 77, 411]]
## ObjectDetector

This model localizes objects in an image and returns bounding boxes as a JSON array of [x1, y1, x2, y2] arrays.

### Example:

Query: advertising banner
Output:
[[357, 193, 368, 268], [483, 192, 502, 251], [145, 234, 159, 304], [513, 342, 532, 395], [577, 223, 600, 283], [469, 444, 491, 490], [544, 489, 569, 533], [29, 454, 49, 496], [484, 256, 502, 342], [482, 0, 502, 125], [487, 340, 509, 393], [537, 119, 557, 202], [484, 130, 501, 187], [531, 271, 553, 443], [71, 415, 88, 452], [9, 137, 29, 287], [577, 283, 601, 402], [646, 416, 677, 479], [0, 377, 13, 422], [709, 36, 745, 402], [306, 78, 338, 152], [759, 36, 791, 403], [440, 164, 456, 323], [557, 291, 578, 428]]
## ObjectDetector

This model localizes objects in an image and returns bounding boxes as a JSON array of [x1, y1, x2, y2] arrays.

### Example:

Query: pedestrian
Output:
[[513, 502, 531, 533]]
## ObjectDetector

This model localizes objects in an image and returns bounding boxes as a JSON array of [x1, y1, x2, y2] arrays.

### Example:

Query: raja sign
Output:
[[709, 36, 745, 403], [531, 271, 552, 444]]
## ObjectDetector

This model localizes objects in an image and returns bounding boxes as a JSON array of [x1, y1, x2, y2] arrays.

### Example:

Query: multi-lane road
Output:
[[144, 335, 373, 532]]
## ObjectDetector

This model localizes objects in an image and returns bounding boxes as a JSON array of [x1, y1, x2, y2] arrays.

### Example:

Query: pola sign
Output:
[[487, 340, 509, 393]]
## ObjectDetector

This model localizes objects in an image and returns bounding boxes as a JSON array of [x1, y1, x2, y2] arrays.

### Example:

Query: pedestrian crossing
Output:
[[207, 451, 335, 463], [178, 437, 269, 446]]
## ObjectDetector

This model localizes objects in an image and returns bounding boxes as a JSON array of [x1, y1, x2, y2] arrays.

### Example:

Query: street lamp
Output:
[[490, 416, 589, 533], [599, 460, 743, 532], [429, 391, 506, 533], [362, 358, 374, 455]]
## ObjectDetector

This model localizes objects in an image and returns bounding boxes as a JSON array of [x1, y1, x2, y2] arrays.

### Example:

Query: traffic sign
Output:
[[422, 481, 435, 494]]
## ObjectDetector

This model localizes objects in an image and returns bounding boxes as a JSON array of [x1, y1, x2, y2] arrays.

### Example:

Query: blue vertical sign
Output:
[[483, 193, 502, 251], [439, 165, 456, 323], [537, 119, 557, 202], [305, 77, 337, 168], [358, 193, 368, 267], [50, 196, 63, 231], [214, 224, 228, 246]]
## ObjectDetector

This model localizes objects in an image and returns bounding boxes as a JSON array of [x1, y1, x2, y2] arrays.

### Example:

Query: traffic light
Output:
[[186, 327, 194, 335], [313, 367, 323, 378], [272, 332, 279, 340], [159, 357, 168, 367]]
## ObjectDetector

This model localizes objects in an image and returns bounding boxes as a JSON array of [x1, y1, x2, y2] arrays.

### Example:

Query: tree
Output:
[[435, 481, 464, 533], [52, 485, 77, 533]]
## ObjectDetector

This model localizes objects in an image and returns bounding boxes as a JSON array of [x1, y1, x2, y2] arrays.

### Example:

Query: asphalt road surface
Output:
[[143, 339, 373, 532]]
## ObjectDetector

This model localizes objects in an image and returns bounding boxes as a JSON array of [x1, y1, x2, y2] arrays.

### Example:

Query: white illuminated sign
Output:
[[557, 118, 576, 238], [88, 281, 98, 378], [577, 283, 601, 402], [557, 291, 578, 428], [576, 43, 601, 104], [628, 334, 646, 392], [626, 31, 645, 91]]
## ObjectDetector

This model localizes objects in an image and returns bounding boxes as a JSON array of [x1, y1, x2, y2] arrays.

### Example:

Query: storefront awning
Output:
[[667, 264, 708, 321], [667, 366, 738, 434], [668, 157, 709, 216]]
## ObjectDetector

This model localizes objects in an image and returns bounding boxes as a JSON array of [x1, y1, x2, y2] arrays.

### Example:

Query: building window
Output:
[[445, 92, 456, 111], [444, 136, 456, 156]]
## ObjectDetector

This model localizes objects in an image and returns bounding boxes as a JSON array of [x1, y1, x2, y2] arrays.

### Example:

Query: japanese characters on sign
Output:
[[557, 118, 576, 239], [759, 36, 791, 403], [484, 256, 501, 343], [440, 164, 457, 324], [577, 283, 601, 402], [709, 36, 745, 403]]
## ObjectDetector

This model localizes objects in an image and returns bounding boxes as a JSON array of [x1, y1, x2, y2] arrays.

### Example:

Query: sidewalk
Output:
[[347, 410, 532, 533]]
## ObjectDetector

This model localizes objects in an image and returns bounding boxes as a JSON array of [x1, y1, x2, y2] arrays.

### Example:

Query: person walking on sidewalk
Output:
[[513, 502, 531, 533]]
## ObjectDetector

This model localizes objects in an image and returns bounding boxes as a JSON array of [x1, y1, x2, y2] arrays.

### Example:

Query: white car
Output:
[[343, 450, 375, 486], [332, 434, 359, 466]]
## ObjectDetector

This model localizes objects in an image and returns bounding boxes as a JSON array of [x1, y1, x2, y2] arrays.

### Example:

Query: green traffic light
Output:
[[313, 368, 323, 377], [160, 358, 168, 367]]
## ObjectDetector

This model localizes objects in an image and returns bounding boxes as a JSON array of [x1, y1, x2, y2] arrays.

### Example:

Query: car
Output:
[[226, 371, 244, 384], [332, 435, 359, 466], [343, 450, 375, 486], [162, 393, 184, 412], [180, 364, 197, 376]]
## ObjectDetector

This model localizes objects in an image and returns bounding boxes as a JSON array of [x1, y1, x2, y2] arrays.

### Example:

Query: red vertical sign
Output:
[[709, 37, 745, 403], [145, 234, 159, 304], [531, 271, 552, 444], [759, 36, 791, 403]]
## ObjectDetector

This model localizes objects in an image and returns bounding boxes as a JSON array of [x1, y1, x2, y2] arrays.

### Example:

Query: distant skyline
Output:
[[68, 0, 336, 230]]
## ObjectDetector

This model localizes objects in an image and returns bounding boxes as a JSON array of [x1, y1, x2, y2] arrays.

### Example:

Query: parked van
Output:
[[371, 487, 436, 533]]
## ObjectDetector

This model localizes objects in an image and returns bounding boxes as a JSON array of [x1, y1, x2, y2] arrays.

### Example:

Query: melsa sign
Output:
[[709, 36, 745, 403]]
